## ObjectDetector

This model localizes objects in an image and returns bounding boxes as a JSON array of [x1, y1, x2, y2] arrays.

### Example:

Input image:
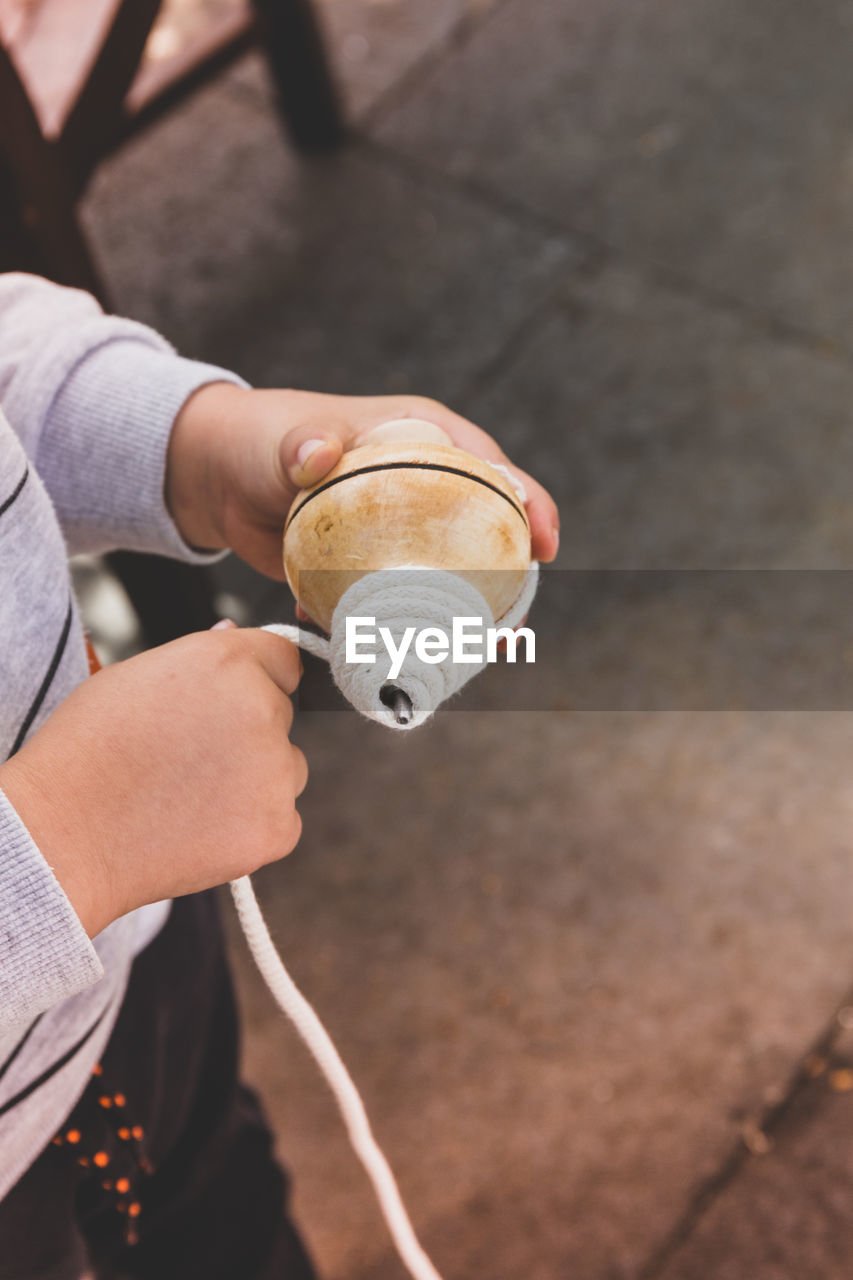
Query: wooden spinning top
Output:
[[282, 420, 531, 632]]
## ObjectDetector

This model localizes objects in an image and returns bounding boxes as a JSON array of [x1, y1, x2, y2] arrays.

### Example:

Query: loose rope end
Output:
[[230, 875, 443, 1280]]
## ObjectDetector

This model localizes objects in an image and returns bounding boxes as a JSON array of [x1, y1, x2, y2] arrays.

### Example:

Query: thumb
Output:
[[279, 425, 345, 489]]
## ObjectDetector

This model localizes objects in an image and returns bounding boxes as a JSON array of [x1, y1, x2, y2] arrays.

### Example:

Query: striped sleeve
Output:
[[0, 790, 103, 1036], [0, 273, 246, 558]]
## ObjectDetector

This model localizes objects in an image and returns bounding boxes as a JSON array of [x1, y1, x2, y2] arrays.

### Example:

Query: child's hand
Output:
[[0, 627, 306, 938], [166, 386, 560, 581]]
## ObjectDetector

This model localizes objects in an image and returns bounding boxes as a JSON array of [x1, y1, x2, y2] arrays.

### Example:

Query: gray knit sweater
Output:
[[0, 274, 243, 1200]]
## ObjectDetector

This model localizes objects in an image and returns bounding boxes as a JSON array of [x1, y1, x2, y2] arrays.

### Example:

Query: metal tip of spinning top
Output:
[[380, 684, 413, 726]]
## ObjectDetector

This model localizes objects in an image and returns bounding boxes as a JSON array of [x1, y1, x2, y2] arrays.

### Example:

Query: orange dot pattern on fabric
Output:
[[50, 1066, 151, 1249]]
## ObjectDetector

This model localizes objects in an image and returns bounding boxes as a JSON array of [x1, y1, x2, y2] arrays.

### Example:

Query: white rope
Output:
[[265, 562, 539, 730], [499, 561, 539, 631], [328, 568, 491, 729], [262, 621, 330, 662], [230, 875, 442, 1280], [232, 564, 538, 1279]]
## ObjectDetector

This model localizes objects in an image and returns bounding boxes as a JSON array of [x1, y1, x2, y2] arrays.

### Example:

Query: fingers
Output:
[[294, 602, 318, 624], [271, 749, 307, 862], [291, 745, 308, 798], [356, 417, 453, 448], [448, 426, 559, 561], [511, 468, 560, 562], [240, 628, 303, 694], [363, 398, 561, 562], [284, 810, 303, 855], [274, 395, 559, 563], [398, 406, 560, 562], [280, 689, 295, 738], [279, 423, 346, 489]]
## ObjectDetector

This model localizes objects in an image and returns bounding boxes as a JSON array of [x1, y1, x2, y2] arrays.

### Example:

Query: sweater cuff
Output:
[[0, 790, 104, 1031], [37, 337, 247, 560]]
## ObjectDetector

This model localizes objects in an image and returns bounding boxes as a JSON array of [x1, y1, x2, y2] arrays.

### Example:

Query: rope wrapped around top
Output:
[[264, 561, 538, 729]]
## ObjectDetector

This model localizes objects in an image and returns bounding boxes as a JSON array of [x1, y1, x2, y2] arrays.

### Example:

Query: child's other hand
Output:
[[166, 386, 560, 581], [0, 626, 306, 938]]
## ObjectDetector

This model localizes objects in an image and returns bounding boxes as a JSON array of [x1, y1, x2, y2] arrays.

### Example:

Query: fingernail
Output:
[[296, 439, 326, 470], [211, 618, 237, 631], [551, 527, 560, 557]]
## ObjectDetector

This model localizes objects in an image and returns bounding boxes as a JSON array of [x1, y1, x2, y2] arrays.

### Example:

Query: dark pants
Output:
[[0, 892, 317, 1280]]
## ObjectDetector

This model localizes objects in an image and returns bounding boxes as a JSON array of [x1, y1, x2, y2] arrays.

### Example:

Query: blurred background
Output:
[[6, 2, 853, 1277]]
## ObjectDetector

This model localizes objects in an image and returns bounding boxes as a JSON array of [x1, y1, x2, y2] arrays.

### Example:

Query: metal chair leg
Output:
[[251, 0, 346, 152], [0, 47, 109, 301]]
